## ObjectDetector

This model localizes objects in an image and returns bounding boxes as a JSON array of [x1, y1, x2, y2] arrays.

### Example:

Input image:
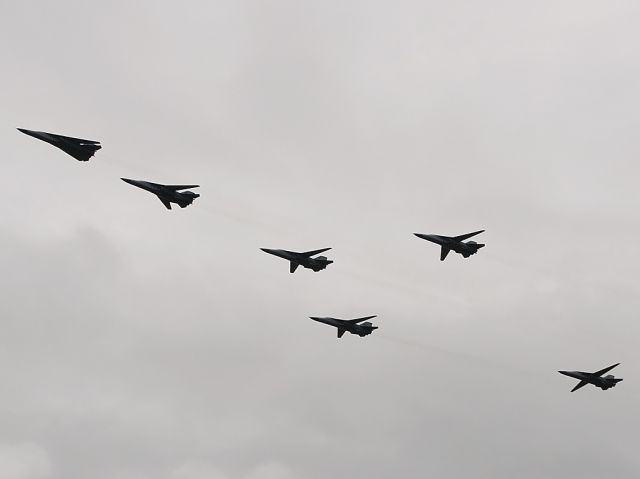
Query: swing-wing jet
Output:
[[18, 128, 101, 162]]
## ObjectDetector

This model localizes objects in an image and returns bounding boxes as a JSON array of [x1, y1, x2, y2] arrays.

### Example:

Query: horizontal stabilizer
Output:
[[453, 230, 485, 242]]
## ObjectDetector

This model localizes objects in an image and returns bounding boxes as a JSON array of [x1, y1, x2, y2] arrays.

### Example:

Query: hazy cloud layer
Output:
[[2, 1, 640, 478]]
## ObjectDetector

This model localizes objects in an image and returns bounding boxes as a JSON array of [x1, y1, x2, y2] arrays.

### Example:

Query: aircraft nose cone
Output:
[[17, 128, 41, 138], [414, 233, 437, 241]]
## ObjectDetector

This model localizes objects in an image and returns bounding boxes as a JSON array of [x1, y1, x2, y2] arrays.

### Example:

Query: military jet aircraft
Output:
[[121, 178, 200, 210], [558, 363, 623, 392], [17, 128, 101, 162], [309, 315, 378, 338], [414, 230, 485, 261], [260, 248, 333, 273]]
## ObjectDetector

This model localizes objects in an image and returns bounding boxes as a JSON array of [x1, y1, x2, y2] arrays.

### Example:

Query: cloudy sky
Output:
[[2, 1, 640, 478]]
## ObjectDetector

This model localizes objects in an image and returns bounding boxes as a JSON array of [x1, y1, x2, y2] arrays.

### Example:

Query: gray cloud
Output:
[[0, 443, 51, 479], [2, 1, 640, 478]]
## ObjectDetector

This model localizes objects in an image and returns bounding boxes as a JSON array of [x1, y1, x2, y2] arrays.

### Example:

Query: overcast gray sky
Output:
[[2, 1, 640, 478]]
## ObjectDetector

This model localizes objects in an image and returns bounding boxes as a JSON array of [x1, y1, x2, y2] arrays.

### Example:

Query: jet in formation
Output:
[[18, 128, 101, 162], [260, 248, 333, 273], [558, 363, 623, 392], [121, 178, 200, 210], [309, 315, 378, 338], [414, 230, 485, 261]]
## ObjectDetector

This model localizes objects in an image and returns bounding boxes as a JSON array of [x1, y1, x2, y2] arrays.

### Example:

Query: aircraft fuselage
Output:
[[558, 370, 622, 390], [121, 178, 200, 208], [18, 128, 101, 162], [260, 249, 332, 272], [415, 234, 483, 257], [309, 317, 378, 338]]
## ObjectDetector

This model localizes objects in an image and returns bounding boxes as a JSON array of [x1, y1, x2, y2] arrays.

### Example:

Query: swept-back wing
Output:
[[290, 262, 299, 273], [164, 185, 200, 191], [49, 132, 101, 145], [593, 363, 620, 377], [440, 246, 450, 261], [337, 328, 346, 338], [346, 315, 377, 324], [571, 380, 589, 392], [159, 197, 172, 210], [63, 145, 101, 162], [301, 247, 332, 257], [453, 230, 485, 242]]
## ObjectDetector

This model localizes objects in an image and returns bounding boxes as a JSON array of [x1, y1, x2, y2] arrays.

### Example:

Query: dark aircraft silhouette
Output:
[[260, 248, 333, 273], [558, 363, 623, 392], [309, 315, 378, 338], [414, 230, 485, 261], [121, 178, 200, 210], [17, 128, 101, 162]]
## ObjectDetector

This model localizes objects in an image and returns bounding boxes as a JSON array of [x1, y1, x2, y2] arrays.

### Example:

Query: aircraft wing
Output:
[[51, 133, 101, 145], [346, 315, 377, 324], [62, 145, 101, 162], [453, 230, 484, 242], [301, 247, 332, 257], [164, 185, 200, 191], [290, 262, 299, 273], [440, 246, 450, 261], [571, 380, 589, 392], [594, 363, 620, 377], [337, 328, 346, 338], [159, 197, 172, 210]]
